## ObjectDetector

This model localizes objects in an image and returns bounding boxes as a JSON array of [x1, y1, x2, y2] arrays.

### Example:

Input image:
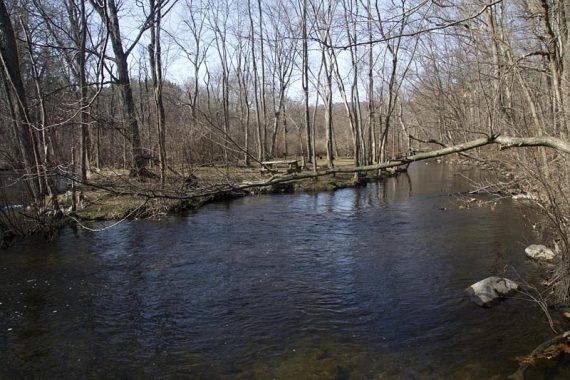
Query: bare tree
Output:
[[267, 1, 296, 158], [301, 0, 313, 166], [0, 0, 41, 200], [148, 0, 167, 185], [234, 6, 252, 165], [90, 0, 172, 176], [311, 0, 335, 168], [247, 0, 264, 161]]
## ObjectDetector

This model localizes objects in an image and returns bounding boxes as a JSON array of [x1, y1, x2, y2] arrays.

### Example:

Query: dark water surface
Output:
[[0, 163, 564, 378], [0, 170, 29, 208]]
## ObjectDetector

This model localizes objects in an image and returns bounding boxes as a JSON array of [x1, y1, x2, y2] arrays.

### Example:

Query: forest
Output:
[[3, 0, 570, 375]]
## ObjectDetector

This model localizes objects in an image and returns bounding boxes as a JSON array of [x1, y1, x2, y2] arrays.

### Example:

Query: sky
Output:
[[106, 0, 421, 105]]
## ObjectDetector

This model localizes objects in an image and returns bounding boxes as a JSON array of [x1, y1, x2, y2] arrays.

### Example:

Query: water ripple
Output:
[[0, 163, 553, 379]]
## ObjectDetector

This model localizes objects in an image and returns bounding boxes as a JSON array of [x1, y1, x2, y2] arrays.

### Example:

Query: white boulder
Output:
[[525, 244, 557, 262], [465, 276, 519, 307]]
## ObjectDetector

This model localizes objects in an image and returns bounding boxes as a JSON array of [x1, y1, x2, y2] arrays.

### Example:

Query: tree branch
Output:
[[74, 133, 570, 204]]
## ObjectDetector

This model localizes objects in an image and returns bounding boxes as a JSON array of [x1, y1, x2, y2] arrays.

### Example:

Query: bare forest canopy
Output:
[[1, 0, 570, 208]]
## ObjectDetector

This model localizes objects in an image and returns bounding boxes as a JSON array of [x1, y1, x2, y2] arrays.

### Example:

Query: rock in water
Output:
[[465, 276, 519, 307], [525, 244, 557, 262]]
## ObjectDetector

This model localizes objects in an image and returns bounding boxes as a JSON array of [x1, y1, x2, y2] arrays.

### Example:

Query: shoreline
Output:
[[0, 158, 521, 244], [1, 166, 399, 245]]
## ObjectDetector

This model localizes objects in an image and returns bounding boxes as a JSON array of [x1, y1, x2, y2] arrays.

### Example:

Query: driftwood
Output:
[[509, 331, 570, 380]]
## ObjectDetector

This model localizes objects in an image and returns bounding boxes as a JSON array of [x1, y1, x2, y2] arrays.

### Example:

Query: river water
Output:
[[0, 163, 566, 378]]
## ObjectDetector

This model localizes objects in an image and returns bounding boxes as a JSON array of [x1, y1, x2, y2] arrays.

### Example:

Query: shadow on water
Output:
[[0, 162, 567, 378]]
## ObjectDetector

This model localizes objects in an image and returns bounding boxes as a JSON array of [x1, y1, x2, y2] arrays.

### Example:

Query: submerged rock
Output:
[[525, 244, 557, 262], [465, 276, 519, 307]]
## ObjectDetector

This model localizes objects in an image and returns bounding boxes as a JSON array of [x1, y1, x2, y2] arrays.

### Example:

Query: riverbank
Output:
[[69, 159, 374, 221], [62, 156, 418, 221], [2, 158, 397, 244], [0, 155, 544, 247], [3, 154, 523, 246]]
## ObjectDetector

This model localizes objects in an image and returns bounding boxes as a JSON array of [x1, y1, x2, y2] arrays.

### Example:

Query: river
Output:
[[0, 162, 566, 378]]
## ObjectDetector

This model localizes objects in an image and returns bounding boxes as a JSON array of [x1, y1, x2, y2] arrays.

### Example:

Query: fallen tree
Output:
[[195, 133, 570, 197], [3, 131, 566, 229], [71, 133, 570, 202]]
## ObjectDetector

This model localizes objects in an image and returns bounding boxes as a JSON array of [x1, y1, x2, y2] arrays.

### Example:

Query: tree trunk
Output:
[[149, 0, 167, 185], [302, 0, 312, 164], [76, 0, 89, 181], [0, 0, 40, 201], [92, 0, 146, 175], [248, 0, 264, 161]]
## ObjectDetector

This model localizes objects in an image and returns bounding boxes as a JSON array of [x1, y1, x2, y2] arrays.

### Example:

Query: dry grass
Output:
[[59, 157, 367, 221]]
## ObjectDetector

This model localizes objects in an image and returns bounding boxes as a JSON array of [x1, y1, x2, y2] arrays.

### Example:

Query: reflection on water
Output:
[[0, 162, 566, 378], [0, 171, 29, 207], [0, 170, 68, 208]]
